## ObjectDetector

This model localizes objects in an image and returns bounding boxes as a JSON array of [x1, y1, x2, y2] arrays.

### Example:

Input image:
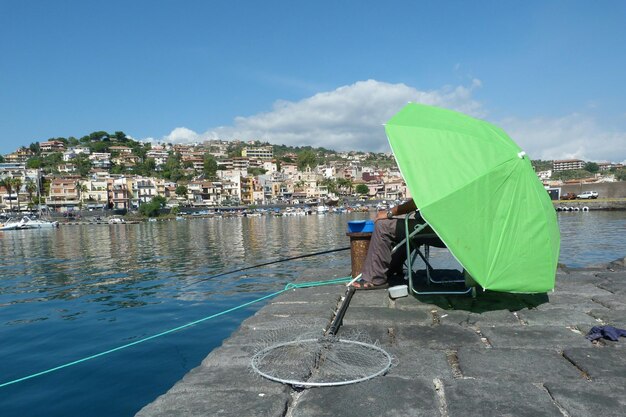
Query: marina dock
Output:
[[136, 260, 626, 417]]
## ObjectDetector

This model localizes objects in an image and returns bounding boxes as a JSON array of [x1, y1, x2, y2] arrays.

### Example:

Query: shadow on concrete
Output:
[[411, 290, 550, 313]]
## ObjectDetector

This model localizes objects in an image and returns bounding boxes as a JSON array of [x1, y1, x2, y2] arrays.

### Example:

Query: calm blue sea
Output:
[[0, 211, 624, 417]]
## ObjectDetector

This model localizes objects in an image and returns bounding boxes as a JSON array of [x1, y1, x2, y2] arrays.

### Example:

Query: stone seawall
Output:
[[559, 181, 626, 199]]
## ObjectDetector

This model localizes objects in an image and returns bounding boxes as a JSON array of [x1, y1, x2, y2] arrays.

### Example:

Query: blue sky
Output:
[[1, 1, 625, 162]]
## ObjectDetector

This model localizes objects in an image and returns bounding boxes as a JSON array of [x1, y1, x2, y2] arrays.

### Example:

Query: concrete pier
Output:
[[137, 259, 626, 417]]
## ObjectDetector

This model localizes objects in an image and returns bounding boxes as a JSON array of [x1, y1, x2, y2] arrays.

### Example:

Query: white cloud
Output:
[[501, 114, 626, 163], [147, 79, 626, 163], [151, 79, 484, 152], [164, 127, 200, 143]]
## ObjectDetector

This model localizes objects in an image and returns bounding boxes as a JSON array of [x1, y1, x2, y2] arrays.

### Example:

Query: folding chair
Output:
[[392, 211, 473, 296]]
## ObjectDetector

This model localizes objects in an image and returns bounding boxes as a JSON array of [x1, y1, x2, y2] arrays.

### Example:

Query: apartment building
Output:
[[146, 149, 168, 166], [89, 153, 112, 170], [242, 146, 273, 160], [4, 149, 33, 163], [132, 177, 159, 207], [63, 146, 91, 161], [83, 179, 109, 208], [46, 178, 80, 211], [109, 146, 133, 154], [108, 178, 132, 210], [40, 140, 66, 153], [553, 159, 585, 172], [188, 181, 224, 206], [281, 163, 298, 177]]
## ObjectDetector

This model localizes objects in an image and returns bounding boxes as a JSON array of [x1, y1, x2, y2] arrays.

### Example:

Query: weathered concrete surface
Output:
[[137, 263, 626, 417]]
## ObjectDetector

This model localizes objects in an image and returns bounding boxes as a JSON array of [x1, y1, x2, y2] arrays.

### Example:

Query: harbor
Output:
[[3, 2, 626, 416]]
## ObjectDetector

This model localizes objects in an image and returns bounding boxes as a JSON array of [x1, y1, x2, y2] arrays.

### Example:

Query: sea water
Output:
[[0, 211, 624, 417]]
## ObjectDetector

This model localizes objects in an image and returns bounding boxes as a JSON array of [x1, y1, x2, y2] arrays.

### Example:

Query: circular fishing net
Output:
[[250, 331, 392, 388]]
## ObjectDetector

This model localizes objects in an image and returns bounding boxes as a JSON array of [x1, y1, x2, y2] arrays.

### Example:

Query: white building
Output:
[[242, 146, 273, 160]]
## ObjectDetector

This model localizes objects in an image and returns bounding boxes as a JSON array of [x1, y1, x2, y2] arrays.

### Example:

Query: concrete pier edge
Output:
[[137, 257, 626, 417]]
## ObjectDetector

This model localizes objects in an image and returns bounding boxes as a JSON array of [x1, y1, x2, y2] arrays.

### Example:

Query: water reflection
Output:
[[0, 215, 356, 323], [1, 212, 625, 316], [557, 211, 626, 267]]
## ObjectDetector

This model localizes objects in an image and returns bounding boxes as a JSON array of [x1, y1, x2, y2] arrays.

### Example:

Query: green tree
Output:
[[29, 142, 41, 155], [296, 150, 317, 170], [90, 141, 110, 153], [551, 169, 592, 181], [0, 177, 13, 211], [76, 181, 88, 210], [248, 167, 267, 177], [320, 178, 337, 194], [42, 152, 63, 172], [163, 152, 186, 182], [584, 162, 599, 173], [138, 195, 167, 217], [615, 168, 626, 181], [336, 178, 353, 195], [111, 163, 125, 175], [129, 140, 148, 161], [531, 160, 553, 172], [355, 184, 369, 195], [25, 179, 37, 208], [227, 143, 244, 158], [134, 157, 157, 176], [203, 153, 218, 178], [26, 157, 43, 169], [175, 185, 188, 199], [74, 154, 93, 177], [114, 131, 128, 142], [90, 131, 109, 142], [11, 177, 22, 212]]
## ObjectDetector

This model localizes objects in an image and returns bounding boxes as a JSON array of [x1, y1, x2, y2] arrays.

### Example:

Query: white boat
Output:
[[108, 217, 126, 224], [20, 216, 59, 229], [0, 216, 57, 230], [316, 205, 329, 214], [0, 217, 23, 230]]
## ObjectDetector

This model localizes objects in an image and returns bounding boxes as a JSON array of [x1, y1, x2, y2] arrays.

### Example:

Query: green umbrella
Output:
[[385, 103, 560, 293]]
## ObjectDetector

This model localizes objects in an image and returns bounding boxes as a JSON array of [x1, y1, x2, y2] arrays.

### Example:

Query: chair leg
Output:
[[401, 213, 472, 296]]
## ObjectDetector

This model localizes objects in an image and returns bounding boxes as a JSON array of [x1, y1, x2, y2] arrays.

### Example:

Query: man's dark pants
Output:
[[360, 217, 418, 284]]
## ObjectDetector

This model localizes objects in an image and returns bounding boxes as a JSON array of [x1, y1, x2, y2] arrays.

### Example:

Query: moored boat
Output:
[[0, 217, 23, 230], [20, 216, 59, 229]]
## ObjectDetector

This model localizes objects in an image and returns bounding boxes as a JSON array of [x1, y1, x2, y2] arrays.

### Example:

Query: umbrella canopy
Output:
[[386, 103, 560, 293]]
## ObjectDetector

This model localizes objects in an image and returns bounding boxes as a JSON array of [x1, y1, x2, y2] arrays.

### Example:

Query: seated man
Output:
[[351, 198, 418, 289]]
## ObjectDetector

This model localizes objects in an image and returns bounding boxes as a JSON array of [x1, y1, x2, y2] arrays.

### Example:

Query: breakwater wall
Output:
[[559, 181, 626, 199]]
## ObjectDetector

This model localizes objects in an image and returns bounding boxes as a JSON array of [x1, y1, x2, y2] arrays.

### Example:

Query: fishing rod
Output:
[[181, 246, 350, 289], [326, 286, 355, 336]]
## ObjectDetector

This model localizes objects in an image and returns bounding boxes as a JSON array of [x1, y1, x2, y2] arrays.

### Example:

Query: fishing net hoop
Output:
[[250, 337, 393, 387]]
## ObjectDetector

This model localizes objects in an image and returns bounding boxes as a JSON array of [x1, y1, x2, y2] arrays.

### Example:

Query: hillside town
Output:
[[0, 132, 624, 214]]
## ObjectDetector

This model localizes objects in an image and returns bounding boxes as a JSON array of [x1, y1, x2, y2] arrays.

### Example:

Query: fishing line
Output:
[[180, 246, 350, 288], [0, 277, 352, 389], [6, 247, 350, 295]]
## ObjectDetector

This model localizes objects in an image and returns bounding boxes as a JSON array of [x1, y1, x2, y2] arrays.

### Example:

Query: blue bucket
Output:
[[347, 220, 374, 233]]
